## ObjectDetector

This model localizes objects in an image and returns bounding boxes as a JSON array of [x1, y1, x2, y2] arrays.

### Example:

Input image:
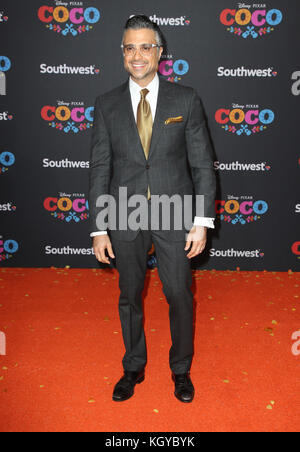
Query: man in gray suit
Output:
[[89, 15, 216, 403]]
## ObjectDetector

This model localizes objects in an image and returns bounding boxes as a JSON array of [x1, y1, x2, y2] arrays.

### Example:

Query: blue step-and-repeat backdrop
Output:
[[0, 0, 299, 270]]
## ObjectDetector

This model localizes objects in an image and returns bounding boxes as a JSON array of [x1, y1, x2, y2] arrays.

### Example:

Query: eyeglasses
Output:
[[121, 44, 160, 57]]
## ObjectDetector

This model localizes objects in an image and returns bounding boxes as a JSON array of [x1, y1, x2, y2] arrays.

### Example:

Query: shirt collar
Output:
[[129, 73, 159, 96]]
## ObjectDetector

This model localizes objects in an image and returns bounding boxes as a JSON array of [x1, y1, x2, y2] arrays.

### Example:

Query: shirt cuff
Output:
[[90, 218, 215, 236], [90, 231, 108, 237], [193, 217, 215, 229]]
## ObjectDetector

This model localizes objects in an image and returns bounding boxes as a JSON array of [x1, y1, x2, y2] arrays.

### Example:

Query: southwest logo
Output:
[[38, 2, 100, 37], [42, 158, 89, 169], [210, 248, 265, 258], [217, 66, 277, 78], [214, 161, 271, 172], [215, 104, 274, 135], [0, 111, 13, 121], [43, 193, 89, 223], [40, 63, 100, 76], [149, 15, 191, 26], [0, 202, 16, 213], [0, 11, 8, 22], [41, 101, 94, 133], [0, 151, 15, 175], [216, 195, 269, 225], [220, 6, 283, 38]]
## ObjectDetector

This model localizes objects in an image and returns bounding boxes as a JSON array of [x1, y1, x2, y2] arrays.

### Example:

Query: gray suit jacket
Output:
[[89, 77, 216, 241]]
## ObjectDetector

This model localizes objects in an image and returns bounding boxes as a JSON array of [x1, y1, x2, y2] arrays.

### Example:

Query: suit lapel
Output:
[[118, 80, 146, 161]]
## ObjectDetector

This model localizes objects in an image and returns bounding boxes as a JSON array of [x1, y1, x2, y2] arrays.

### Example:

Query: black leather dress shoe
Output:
[[172, 373, 195, 403], [112, 370, 145, 402]]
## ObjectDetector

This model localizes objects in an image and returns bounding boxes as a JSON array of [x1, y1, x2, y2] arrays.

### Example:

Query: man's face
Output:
[[123, 28, 163, 87]]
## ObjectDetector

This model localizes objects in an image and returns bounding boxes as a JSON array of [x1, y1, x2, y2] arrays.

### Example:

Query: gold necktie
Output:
[[137, 89, 153, 200]]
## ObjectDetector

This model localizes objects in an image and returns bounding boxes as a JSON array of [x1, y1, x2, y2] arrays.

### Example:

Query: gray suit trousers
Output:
[[110, 200, 194, 374]]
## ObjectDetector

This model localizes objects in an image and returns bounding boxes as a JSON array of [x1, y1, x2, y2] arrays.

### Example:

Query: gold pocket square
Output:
[[165, 116, 183, 125]]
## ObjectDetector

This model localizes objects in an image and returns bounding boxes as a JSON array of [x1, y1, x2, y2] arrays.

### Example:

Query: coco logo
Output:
[[43, 193, 89, 223], [0, 56, 11, 96], [215, 104, 274, 136], [216, 196, 269, 225], [158, 56, 190, 83], [41, 101, 94, 133], [220, 6, 283, 38], [0, 236, 19, 262], [38, 2, 100, 37], [291, 241, 300, 258], [0, 56, 11, 72], [0, 151, 15, 175]]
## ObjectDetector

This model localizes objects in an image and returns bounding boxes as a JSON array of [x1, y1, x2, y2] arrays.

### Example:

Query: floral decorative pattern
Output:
[[49, 121, 93, 134], [46, 23, 93, 36], [227, 25, 275, 38], [222, 124, 267, 135], [51, 211, 89, 223], [219, 214, 261, 225]]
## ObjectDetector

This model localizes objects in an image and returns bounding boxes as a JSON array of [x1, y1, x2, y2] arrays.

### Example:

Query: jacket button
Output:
[[146, 164, 150, 169]]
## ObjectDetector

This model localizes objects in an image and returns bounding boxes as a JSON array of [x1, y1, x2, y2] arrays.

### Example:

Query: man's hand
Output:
[[185, 226, 207, 259], [93, 235, 115, 264]]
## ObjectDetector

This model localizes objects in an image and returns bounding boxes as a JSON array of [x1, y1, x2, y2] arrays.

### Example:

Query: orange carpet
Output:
[[0, 267, 299, 432]]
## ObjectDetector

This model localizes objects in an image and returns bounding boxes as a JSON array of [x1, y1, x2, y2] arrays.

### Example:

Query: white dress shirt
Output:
[[129, 73, 159, 122], [91, 74, 215, 237]]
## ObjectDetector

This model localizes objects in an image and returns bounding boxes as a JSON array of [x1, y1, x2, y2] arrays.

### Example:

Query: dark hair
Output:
[[124, 15, 164, 48]]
